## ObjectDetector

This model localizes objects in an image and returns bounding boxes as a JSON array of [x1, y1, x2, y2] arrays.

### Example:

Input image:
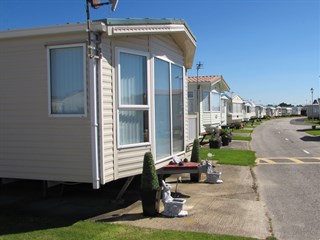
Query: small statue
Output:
[[204, 160, 223, 184], [161, 180, 188, 217]]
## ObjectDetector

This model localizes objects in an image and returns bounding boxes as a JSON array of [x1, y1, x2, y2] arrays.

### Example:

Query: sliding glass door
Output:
[[154, 58, 184, 160], [154, 58, 171, 159]]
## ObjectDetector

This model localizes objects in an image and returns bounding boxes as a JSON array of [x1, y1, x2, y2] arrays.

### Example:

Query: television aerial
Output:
[[86, 0, 119, 58], [88, 0, 119, 11]]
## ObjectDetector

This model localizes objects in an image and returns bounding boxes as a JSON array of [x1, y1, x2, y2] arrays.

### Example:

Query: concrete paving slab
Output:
[[91, 165, 270, 239]]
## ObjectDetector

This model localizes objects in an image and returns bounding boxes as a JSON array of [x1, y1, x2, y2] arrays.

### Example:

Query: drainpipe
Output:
[[89, 32, 100, 189]]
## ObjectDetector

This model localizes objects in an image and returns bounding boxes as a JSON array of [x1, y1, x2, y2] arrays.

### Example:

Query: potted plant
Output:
[[140, 152, 160, 216], [220, 129, 231, 146], [190, 138, 201, 182], [209, 130, 221, 149]]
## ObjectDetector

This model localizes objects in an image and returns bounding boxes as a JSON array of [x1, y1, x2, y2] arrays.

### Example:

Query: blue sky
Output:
[[0, 0, 319, 105]]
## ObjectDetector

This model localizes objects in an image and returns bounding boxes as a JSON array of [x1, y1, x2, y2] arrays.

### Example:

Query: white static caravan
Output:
[[0, 19, 196, 189], [266, 106, 275, 117], [255, 105, 266, 119], [243, 100, 256, 121], [187, 76, 230, 133], [275, 106, 282, 117], [292, 106, 302, 116], [230, 95, 245, 123], [306, 104, 320, 119]]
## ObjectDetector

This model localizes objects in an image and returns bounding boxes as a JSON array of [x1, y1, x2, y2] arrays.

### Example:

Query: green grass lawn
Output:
[[304, 119, 320, 125], [232, 129, 253, 134], [232, 136, 252, 141], [242, 125, 255, 129], [200, 148, 256, 166], [304, 129, 320, 136], [0, 221, 258, 240]]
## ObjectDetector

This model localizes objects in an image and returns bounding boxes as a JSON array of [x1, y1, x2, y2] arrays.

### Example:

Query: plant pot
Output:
[[190, 172, 201, 182], [141, 189, 161, 216], [221, 135, 229, 146], [209, 140, 221, 149]]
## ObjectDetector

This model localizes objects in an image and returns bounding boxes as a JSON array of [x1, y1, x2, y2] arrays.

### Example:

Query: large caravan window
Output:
[[211, 92, 220, 112], [202, 91, 210, 111], [155, 58, 184, 160], [48, 44, 86, 115], [118, 51, 149, 147], [188, 91, 195, 113]]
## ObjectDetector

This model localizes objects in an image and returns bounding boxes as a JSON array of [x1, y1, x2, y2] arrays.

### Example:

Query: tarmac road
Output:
[[251, 118, 320, 240]]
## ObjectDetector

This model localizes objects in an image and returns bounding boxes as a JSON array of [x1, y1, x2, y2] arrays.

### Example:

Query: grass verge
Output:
[[200, 148, 256, 166], [304, 119, 320, 125], [0, 221, 258, 240], [232, 129, 253, 134], [232, 136, 252, 141], [304, 129, 320, 136]]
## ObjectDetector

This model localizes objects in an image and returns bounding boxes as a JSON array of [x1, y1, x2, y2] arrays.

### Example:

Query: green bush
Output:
[[190, 138, 200, 163], [141, 152, 159, 190]]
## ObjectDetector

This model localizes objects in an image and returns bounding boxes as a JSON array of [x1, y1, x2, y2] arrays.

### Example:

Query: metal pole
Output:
[[311, 88, 314, 121], [86, 0, 93, 58], [196, 62, 202, 135]]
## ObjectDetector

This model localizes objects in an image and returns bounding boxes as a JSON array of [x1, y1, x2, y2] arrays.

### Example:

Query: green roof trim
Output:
[[95, 18, 196, 41]]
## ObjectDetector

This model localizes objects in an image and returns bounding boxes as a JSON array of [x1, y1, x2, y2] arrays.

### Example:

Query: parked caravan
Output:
[[266, 106, 276, 117], [0, 18, 196, 189], [306, 104, 320, 119], [243, 100, 256, 121], [230, 95, 244, 123], [187, 75, 230, 133]]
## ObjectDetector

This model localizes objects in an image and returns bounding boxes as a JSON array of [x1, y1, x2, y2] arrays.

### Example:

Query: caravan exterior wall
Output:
[[0, 31, 93, 183], [0, 19, 196, 187]]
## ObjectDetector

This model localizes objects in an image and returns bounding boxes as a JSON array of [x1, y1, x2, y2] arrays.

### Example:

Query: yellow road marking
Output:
[[287, 158, 304, 164], [256, 157, 320, 165], [256, 158, 276, 164]]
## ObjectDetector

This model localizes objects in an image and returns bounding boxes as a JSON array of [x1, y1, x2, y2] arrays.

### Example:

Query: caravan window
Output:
[[202, 91, 210, 111], [117, 50, 150, 147], [211, 92, 220, 112], [48, 44, 86, 116]]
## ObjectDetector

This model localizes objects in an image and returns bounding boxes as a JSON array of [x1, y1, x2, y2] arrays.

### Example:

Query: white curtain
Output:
[[118, 52, 148, 146], [50, 46, 84, 114], [202, 91, 210, 111], [119, 110, 147, 145], [120, 52, 147, 105], [211, 92, 220, 112]]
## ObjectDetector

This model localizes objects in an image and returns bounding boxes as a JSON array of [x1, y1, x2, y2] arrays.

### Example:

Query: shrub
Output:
[[190, 138, 200, 163], [233, 122, 243, 129], [141, 152, 159, 190]]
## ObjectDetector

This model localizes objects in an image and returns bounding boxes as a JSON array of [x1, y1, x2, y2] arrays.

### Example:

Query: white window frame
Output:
[[47, 43, 87, 117], [153, 55, 185, 162], [116, 48, 151, 149]]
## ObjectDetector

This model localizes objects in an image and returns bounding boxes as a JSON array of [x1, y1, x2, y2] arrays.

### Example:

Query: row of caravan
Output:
[[187, 75, 302, 134]]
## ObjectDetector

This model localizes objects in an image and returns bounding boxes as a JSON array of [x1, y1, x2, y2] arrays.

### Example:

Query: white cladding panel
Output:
[[0, 33, 92, 183]]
